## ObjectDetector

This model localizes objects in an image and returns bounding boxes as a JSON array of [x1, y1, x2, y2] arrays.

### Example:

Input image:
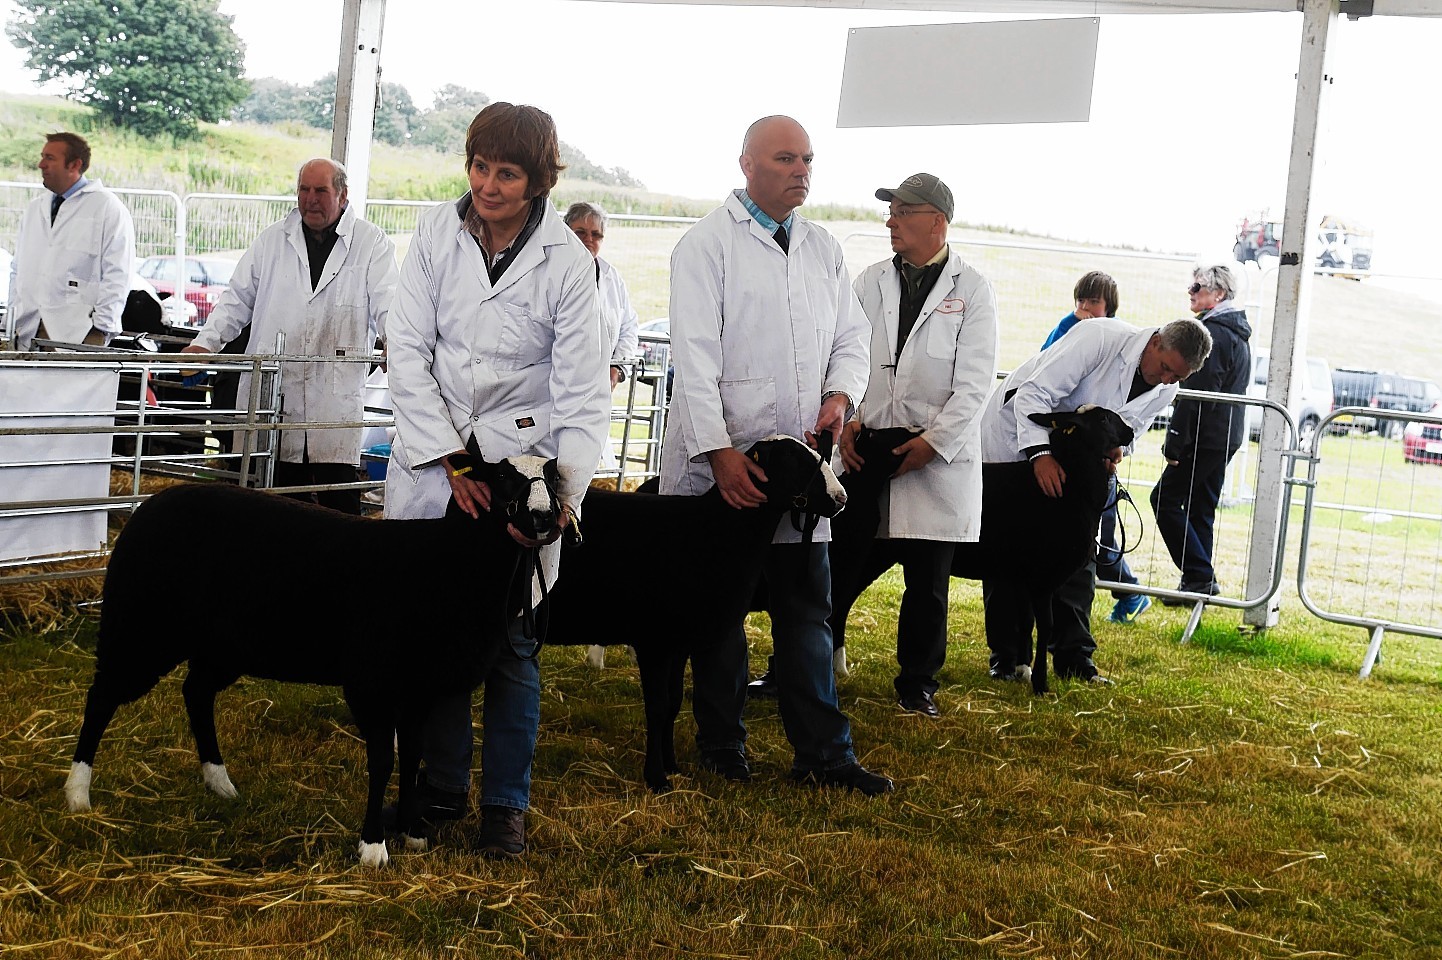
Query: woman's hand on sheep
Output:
[[1032, 453, 1067, 498], [442, 453, 493, 520], [890, 436, 938, 478], [839, 420, 864, 473], [707, 447, 768, 510]]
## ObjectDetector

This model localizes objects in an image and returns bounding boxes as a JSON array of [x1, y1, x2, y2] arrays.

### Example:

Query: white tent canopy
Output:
[[571, 0, 1439, 16]]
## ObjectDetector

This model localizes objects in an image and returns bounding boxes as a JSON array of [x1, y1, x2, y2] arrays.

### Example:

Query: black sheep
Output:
[[541, 435, 847, 791], [828, 407, 1134, 694], [64, 454, 563, 867]]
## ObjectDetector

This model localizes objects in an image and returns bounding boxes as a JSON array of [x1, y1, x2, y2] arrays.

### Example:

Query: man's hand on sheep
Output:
[[1033, 453, 1067, 498], [707, 447, 768, 510], [839, 420, 865, 473], [1105, 446, 1124, 474], [890, 436, 938, 479], [808, 393, 851, 453]]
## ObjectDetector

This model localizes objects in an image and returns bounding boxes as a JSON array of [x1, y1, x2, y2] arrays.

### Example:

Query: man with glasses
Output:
[[831, 173, 998, 717], [979, 316, 1212, 684], [1152, 265, 1252, 603]]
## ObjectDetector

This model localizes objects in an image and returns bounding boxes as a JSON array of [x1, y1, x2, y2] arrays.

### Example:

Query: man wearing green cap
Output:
[[836, 173, 998, 716]]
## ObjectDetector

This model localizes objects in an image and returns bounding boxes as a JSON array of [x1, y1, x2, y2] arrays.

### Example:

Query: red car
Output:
[[137, 256, 238, 323], [1401, 404, 1442, 465]]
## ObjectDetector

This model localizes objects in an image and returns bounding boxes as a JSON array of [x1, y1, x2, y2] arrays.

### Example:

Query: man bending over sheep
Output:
[[661, 115, 892, 795], [979, 317, 1212, 684]]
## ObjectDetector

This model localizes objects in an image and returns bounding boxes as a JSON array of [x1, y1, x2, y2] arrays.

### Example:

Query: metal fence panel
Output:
[[1296, 406, 1442, 677]]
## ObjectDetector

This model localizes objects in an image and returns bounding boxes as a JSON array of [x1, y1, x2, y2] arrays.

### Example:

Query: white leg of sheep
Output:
[[202, 761, 239, 799], [64, 761, 93, 812], [357, 839, 390, 868], [833, 647, 849, 679], [586, 644, 606, 669]]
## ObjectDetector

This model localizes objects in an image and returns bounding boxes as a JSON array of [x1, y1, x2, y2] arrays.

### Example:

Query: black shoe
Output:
[[382, 775, 467, 832], [747, 670, 778, 699], [897, 690, 940, 717], [476, 805, 526, 859], [791, 762, 894, 796], [1162, 578, 1221, 607], [1055, 662, 1114, 686], [698, 748, 751, 782]]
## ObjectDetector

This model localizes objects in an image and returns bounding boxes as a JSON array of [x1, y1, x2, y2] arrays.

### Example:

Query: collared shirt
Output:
[[57, 176, 89, 202], [459, 194, 546, 285], [301, 211, 343, 291], [736, 189, 795, 238]]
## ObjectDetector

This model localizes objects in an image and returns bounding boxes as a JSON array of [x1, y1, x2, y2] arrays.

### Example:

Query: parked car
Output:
[[136, 255, 238, 324], [637, 317, 672, 396], [1330, 367, 1441, 437], [1402, 404, 1442, 465], [1244, 350, 1333, 447]]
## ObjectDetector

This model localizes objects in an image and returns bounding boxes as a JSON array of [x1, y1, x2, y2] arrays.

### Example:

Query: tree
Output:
[[410, 84, 490, 152], [7, 0, 248, 139]]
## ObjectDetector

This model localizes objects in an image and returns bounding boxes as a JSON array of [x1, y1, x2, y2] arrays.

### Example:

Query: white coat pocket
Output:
[[497, 304, 554, 370], [925, 305, 964, 361], [719, 377, 778, 443]]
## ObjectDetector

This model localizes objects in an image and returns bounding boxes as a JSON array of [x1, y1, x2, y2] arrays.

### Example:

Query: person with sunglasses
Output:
[[1151, 264, 1253, 604]]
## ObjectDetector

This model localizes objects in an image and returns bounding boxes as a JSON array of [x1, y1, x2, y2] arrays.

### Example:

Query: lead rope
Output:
[[789, 430, 834, 545]]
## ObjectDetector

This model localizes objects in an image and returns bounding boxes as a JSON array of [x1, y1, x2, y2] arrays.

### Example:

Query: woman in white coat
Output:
[[838, 175, 998, 715], [563, 202, 640, 391], [383, 103, 609, 858]]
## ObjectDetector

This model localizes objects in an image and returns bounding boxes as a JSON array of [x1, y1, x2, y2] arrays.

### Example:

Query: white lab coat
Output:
[[382, 197, 609, 586], [980, 318, 1178, 463], [597, 256, 640, 365], [8, 180, 134, 349], [192, 205, 398, 465], [852, 251, 999, 541], [660, 192, 870, 543]]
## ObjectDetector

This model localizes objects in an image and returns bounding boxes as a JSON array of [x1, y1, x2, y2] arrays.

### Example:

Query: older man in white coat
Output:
[[661, 115, 891, 795], [979, 317, 1212, 683], [7, 132, 134, 349], [183, 158, 397, 514], [837, 173, 998, 717]]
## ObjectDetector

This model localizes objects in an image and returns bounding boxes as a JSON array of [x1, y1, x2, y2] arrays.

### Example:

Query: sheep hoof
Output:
[[626, 645, 637, 666], [833, 647, 849, 679], [202, 762, 239, 799], [403, 834, 428, 853], [357, 839, 390, 868], [65, 761, 93, 812], [585, 645, 606, 669]]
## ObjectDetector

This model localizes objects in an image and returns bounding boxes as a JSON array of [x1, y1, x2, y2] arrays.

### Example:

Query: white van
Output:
[[1245, 350, 1334, 446]]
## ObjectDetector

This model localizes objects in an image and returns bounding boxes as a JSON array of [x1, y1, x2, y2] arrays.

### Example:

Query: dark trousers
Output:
[[273, 459, 362, 515], [1096, 475, 1140, 599], [847, 538, 955, 698], [982, 565, 1098, 676], [691, 542, 856, 773], [1149, 449, 1230, 586]]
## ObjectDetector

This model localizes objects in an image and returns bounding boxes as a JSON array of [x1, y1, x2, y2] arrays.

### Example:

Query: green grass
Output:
[[2, 573, 1441, 958]]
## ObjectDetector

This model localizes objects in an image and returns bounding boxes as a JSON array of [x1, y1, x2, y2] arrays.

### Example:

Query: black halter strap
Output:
[[788, 431, 834, 544]]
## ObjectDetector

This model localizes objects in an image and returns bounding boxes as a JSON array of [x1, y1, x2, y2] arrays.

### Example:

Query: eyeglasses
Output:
[[1188, 282, 1206, 295], [888, 206, 937, 219]]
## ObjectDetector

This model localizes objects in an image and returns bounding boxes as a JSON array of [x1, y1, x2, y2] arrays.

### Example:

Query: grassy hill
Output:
[[3, 91, 1436, 379], [0, 92, 870, 219]]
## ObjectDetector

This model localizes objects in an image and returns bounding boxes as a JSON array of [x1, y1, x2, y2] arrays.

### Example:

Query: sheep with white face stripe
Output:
[[65, 454, 562, 868]]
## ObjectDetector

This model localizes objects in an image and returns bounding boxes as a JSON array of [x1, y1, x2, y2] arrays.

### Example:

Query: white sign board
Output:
[[0, 367, 118, 563], [837, 17, 1099, 127]]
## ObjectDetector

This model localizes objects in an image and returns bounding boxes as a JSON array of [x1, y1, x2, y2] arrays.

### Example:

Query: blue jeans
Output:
[[691, 541, 857, 773], [420, 616, 540, 812]]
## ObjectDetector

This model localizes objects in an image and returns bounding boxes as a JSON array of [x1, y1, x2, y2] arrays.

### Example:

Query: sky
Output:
[[2, 0, 1440, 280]]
